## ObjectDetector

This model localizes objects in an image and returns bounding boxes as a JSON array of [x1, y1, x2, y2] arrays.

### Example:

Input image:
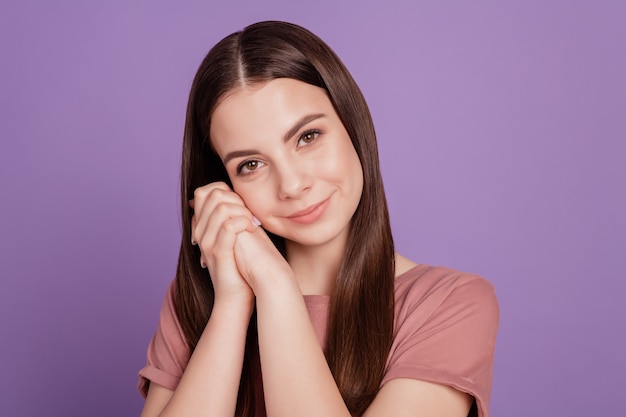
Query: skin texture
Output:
[[210, 79, 364, 294], [140, 79, 473, 417]]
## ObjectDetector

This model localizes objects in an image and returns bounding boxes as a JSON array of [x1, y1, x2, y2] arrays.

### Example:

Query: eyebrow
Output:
[[222, 113, 327, 166], [283, 113, 326, 143]]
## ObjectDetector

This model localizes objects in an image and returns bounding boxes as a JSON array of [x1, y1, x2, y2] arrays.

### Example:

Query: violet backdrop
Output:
[[1, 1, 624, 416]]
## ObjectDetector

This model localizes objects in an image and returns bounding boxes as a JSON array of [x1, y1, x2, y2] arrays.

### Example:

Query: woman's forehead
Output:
[[209, 79, 334, 145]]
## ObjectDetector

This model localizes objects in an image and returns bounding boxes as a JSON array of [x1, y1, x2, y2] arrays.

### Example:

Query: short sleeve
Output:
[[138, 280, 191, 397], [383, 268, 499, 417]]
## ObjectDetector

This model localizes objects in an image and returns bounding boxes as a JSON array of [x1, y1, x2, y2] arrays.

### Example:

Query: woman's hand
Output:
[[233, 227, 295, 296], [190, 182, 259, 306]]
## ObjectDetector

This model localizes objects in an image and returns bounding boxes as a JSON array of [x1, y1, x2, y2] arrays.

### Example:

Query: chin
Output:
[[286, 223, 350, 248]]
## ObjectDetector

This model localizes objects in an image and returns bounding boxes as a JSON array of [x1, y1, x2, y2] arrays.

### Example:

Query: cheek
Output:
[[319, 140, 361, 179], [234, 185, 269, 217], [336, 143, 364, 188]]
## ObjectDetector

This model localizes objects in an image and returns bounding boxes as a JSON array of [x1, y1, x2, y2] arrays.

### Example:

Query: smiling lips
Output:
[[287, 197, 331, 224]]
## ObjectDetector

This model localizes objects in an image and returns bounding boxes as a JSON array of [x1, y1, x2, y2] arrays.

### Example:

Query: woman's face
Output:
[[209, 78, 363, 248]]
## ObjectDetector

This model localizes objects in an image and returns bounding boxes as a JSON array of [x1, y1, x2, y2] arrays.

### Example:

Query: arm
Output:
[[140, 183, 259, 417], [141, 300, 252, 417], [256, 276, 351, 417], [363, 379, 473, 417], [256, 277, 472, 417], [234, 232, 475, 417]]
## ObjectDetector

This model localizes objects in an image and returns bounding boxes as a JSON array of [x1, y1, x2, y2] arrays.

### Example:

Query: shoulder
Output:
[[386, 265, 499, 416], [394, 263, 498, 321]]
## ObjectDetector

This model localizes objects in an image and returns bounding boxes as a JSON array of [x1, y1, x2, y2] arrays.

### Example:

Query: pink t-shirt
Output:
[[138, 264, 499, 416]]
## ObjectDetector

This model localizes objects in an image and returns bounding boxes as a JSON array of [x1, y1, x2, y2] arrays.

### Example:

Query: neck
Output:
[[285, 235, 347, 296]]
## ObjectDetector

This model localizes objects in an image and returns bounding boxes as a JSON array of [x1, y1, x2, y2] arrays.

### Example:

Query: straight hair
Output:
[[174, 21, 395, 416]]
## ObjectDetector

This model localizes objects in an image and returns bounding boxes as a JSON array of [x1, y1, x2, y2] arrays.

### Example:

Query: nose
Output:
[[276, 158, 312, 200]]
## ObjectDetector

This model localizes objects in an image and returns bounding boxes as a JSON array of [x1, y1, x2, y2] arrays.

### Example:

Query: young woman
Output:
[[138, 21, 498, 417]]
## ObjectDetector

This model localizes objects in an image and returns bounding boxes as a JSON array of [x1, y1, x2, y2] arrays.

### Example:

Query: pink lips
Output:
[[287, 197, 331, 224]]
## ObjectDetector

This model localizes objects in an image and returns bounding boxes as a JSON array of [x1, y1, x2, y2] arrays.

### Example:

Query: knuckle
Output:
[[222, 218, 237, 232], [193, 187, 207, 201], [214, 202, 229, 217], [198, 238, 214, 256], [214, 181, 230, 190], [210, 187, 229, 202]]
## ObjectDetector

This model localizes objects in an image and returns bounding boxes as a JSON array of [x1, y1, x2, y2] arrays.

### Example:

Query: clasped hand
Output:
[[189, 182, 293, 304]]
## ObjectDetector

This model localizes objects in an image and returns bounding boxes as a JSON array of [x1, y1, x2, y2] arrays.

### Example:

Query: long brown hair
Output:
[[174, 21, 395, 416]]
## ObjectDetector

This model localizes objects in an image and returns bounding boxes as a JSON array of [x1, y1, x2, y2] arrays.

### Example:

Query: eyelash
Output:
[[235, 129, 322, 176], [297, 129, 321, 147], [237, 159, 263, 175]]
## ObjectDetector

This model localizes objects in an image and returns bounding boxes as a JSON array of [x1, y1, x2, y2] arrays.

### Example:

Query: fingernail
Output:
[[252, 216, 261, 227]]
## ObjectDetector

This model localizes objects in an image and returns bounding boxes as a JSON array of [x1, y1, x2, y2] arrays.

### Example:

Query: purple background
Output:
[[1, 1, 624, 416]]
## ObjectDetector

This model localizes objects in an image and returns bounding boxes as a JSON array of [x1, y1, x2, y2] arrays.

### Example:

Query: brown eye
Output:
[[297, 130, 320, 146], [237, 160, 264, 175], [245, 161, 259, 170]]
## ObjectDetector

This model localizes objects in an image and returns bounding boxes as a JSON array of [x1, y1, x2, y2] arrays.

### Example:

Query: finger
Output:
[[191, 184, 242, 243], [202, 216, 257, 271], [196, 200, 253, 228], [194, 203, 258, 255], [193, 189, 244, 236], [202, 187, 246, 216], [192, 182, 235, 214], [191, 183, 253, 250]]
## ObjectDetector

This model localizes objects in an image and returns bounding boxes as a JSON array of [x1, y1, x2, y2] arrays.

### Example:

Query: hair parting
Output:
[[174, 21, 394, 416]]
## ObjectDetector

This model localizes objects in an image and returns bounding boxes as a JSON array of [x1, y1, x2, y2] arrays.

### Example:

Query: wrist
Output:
[[253, 270, 300, 301], [212, 295, 255, 320]]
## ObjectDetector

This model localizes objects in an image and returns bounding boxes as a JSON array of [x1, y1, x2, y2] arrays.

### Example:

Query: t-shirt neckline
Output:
[[302, 264, 427, 302]]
